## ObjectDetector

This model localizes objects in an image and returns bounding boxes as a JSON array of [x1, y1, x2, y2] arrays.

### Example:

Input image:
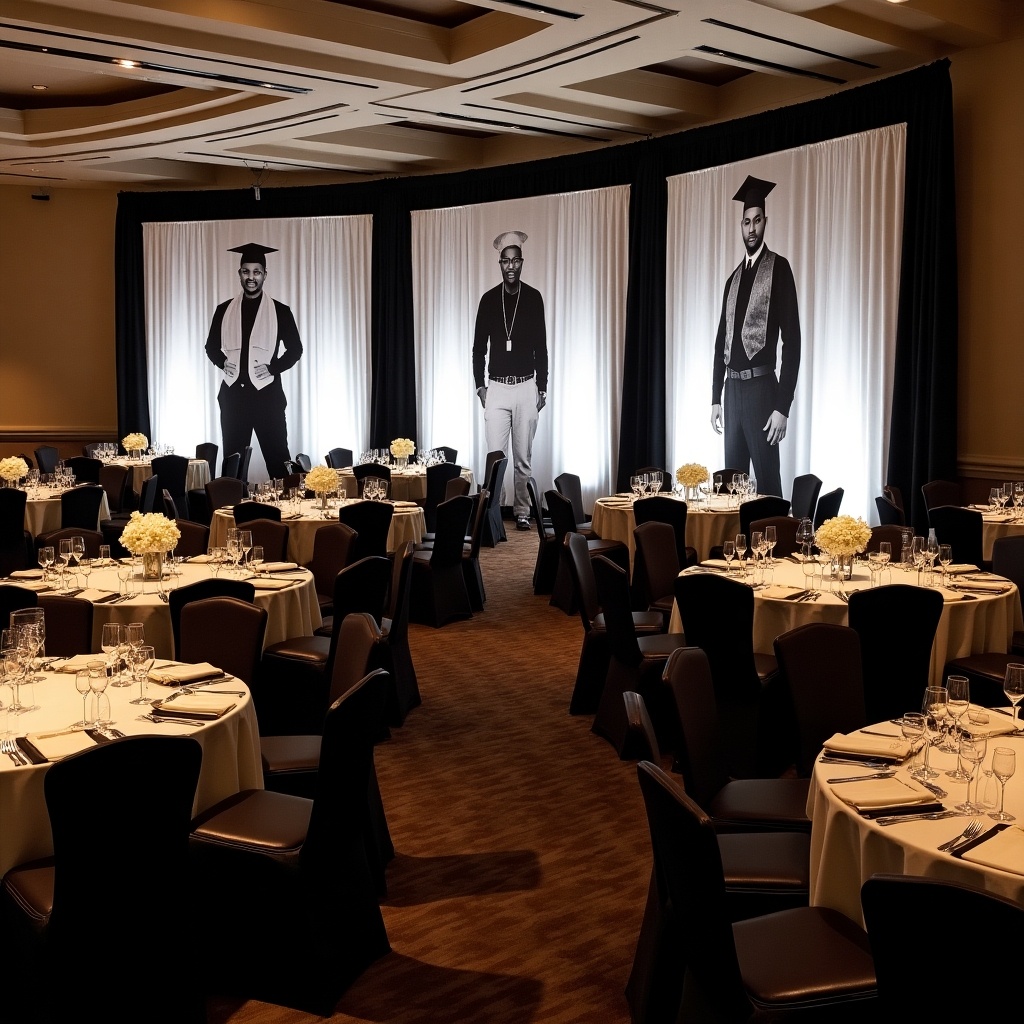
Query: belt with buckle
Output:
[[727, 366, 773, 381], [490, 375, 534, 386]]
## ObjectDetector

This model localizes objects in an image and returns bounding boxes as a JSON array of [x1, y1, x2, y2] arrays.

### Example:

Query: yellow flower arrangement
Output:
[[122, 432, 148, 452], [305, 464, 339, 494], [814, 515, 872, 558], [0, 456, 29, 482], [675, 463, 709, 488], [120, 511, 180, 554], [390, 438, 415, 458]]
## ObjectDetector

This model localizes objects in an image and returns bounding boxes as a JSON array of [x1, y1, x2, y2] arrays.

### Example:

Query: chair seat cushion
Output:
[[718, 833, 810, 891], [710, 778, 811, 831], [637, 634, 689, 662], [260, 735, 320, 774], [263, 636, 329, 667], [946, 651, 1015, 683], [1, 859, 54, 925], [593, 610, 664, 634], [755, 652, 780, 682], [191, 789, 311, 854], [650, 595, 675, 616]]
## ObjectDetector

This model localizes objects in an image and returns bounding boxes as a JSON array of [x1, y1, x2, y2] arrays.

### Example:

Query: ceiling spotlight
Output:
[[32, 84, 47, 90], [114, 59, 139, 69]]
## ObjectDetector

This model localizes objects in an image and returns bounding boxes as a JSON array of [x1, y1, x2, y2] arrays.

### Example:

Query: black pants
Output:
[[723, 372, 783, 498], [218, 380, 291, 480]]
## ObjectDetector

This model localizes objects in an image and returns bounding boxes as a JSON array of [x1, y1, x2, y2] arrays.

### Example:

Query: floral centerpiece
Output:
[[390, 437, 415, 468], [120, 511, 180, 579], [675, 462, 709, 501], [0, 456, 28, 485], [814, 514, 871, 580], [122, 432, 148, 459], [305, 464, 339, 509]]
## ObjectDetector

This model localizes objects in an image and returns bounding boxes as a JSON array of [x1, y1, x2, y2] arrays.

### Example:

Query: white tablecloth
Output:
[[590, 493, 741, 566], [103, 457, 210, 495], [808, 725, 1024, 925], [337, 466, 474, 501], [24, 488, 111, 537], [976, 509, 1024, 561], [0, 667, 262, 877], [210, 498, 426, 564], [668, 559, 1022, 686]]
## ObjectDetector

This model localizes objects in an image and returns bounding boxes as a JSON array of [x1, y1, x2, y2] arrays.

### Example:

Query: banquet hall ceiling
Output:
[[0, 0, 1019, 188]]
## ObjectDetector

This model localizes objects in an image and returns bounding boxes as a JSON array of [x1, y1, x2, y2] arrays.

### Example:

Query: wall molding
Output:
[[959, 454, 1024, 477]]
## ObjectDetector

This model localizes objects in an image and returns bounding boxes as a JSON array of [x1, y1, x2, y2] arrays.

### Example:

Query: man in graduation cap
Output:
[[710, 176, 801, 499], [472, 230, 549, 531], [205, 242, 303, 480]]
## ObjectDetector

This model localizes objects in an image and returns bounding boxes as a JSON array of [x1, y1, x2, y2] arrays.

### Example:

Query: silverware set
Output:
[[138, 713, 210, 728], [1, 738, 28, 765], [937, 819, 984, 853]]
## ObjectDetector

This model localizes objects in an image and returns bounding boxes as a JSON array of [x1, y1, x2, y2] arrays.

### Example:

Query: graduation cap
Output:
[[732, 175, 776, 212], [228, 242, 278, 267], [492, 230, 528, 252]]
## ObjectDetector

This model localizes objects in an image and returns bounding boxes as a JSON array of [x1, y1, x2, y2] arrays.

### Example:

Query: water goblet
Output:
[[101, 622, 125, 686], [764, 525, 777, 564], [129, 644, 156, 705], [116, 563, 132, 597], [989, 487, 1002, 511], [945, 675, 971, 770], [73, 669, 92, 727], [88, 660, 112, 728], [723, 540, 735, 572], [1, 628, 26, 714], [800, 546, 816, 590], [734, 534, 747, 574], [38, 545, 54, 581], [750, 531, 763, 571], [725, 477, 736, 504], [249, 545, 264, 575], [239, 530, 253, 569], [915, 685, 947, 780], [713, 474, 722, 497], [954, 732, 988, 814], [78, 555, 93, 591], [988, 747, 1016, 821], [867, 550, 883, 587], [901, 711, 926, 774], [938, 543, 953, 586], [795, 518, 813, 551], [1003, 663, 1024, 731]]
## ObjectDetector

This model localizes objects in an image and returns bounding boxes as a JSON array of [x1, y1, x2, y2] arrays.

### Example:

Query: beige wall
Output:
[[1, 44, 1020, 472]]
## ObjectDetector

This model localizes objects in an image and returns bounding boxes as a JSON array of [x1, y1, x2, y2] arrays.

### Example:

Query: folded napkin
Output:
[[699, 559, 732, 570], [934, 587, 966, 602], [394, 500, 420, 508], [251, 576, 297, 590], [23, 730, 98, 761], [961, 706, 1019, 739], [188, 554, 214, 563], [149, 692, 236, 719], [960, 825, 1024, 874], [823, 731, 912, 760], [761, 585, 807, 600], [55, 653, 108, 673], [254, 561, 299, 572], [148, 661, 222, 685], [948, 579, 1009, 592], [10, 569, 43, 579], [282, 511, 304, 520], [831, 775, 934, 810], [10, 580, 50, 592], [74, 588, 119, 604], [946, 564, 980, 575]]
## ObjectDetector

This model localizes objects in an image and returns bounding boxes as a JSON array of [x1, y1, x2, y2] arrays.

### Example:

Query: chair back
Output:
[[545, 488, 578, 544], [790, 473, 822, 523], [714, 467, 746, 485], [813, 487, 844, 529], [632, 521, 679, 607], [883, 484, 905, 515], [295, 453, 312, 473], [353, 463, 392, 497], [205, 475, 243, 513], [554, 472, 589, 525], [329, 556, 392, 636], [867, 524, 905, 553], [848, 585, 943, 723], [150, 455, 189, 510], [862, 875, 1024, 1015], [992, 535, 1024, 598], [673, 573, 761, 704], [246, 518, 290, 562], [168, 578, 256, 659], [773, 623, 866, 775], [429, 495, 473, 567], [445, 476, 471, 500], [34, 445, 60, 474], [564, 531, 600, 629], [739, 495, 790, 538], [60, 485, 104, 530], [622, 691, 662, 762], [592, 555, 642, 667], [234, 500, 282, 525], [424, 463, 462, 533], [65, 456, 102, 484], [0, 583, 38, 625], [466, 488, 488, 560], [481, 455, 508, 546], [921, 478, 961, 511], [195, 441, 218, 478], [307, 522, 358, 598], [138, 473, 161, 513], [325, 447, 352, 470], [239, 445, 253, 488], [874, 494, 905, 526], [173, 519, 210, 558], [98, 463, 129, 513], [328, 611, 385, 706], [384, 542, 414, 641], [38, 594, 93, 656], [221, 452, 241, 479], [749, 515, 799, 557], [436, 446, 458, 464], [338, 500, 394, 561], [37, 528, 103, 557], [162, 488, 180, 520], [635, 761, 751, 1020], [0, 488, 31, 576], [633, 495, 689, 569], [927, 504, 983, 568], [180, 596, 267, 684]]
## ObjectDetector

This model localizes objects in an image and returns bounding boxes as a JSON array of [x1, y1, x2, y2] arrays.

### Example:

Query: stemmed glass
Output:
[[795, 518, 813, 555], [989, 747, 1016, 821], [37, 545, 54, 582], [101, 622, 125, 687], [89, 660, 112, 728], [129, 644, 156, 705], [944, 675, 971, 769], [801, 546, 816, 590], [723, 540, 735, 572], [116, 562, 132, 598], [901, 712, 926, 775], [11, 608, 45, 687], [71, 535, 85, 578], [734, 534, 747, 575], [1003, 663, 1024, 731], [954, 732, 988, 813], [73, 669, 92, 727], [989, 487, 1002, 512], [249, 545, 264, 575], [911, 536, 927, 584], [713, 474, 722, 498], [78, 555, 92, 592], [725, 476, 736, 505], [938, 544, 953, 586], [926, 531, 939, 575], [867, 549, 884, 588], [1, 628, 26, 714], [1014, 481, 1024, 520], [913, 685, 947, 780], [58, 538, 74, 591], [877, 541, 891, 584], [749, 531, 763, 571], [764, 525, 777, 565], [239, 530, 253, 570]]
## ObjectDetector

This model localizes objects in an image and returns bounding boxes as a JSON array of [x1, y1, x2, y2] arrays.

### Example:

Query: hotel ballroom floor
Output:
[[208, 524, 650, 1024]]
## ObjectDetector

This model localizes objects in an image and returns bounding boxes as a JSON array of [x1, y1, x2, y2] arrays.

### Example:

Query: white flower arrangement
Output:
[[120, 511, 180, 554], [390, 438, 415, 458], [305, 464, 339, 494], [814, 515, 872, 558], [0, 456, 29, 483], [122, 432, 148, 452], [675, 463, 709, 488]]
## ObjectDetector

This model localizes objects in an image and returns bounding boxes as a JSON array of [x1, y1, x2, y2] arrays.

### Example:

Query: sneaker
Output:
[[516, 516, 531, 531]]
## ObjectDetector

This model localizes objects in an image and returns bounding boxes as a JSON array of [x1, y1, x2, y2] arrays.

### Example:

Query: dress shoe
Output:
[[516, 516, 531, 531]]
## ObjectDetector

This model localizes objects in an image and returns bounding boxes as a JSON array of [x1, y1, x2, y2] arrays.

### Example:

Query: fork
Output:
[[1, 738, 26, 765], [938, 818, 982, 853]]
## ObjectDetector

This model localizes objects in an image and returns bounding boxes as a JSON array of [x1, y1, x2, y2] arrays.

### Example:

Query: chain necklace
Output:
[[502, 285, 521, 352]]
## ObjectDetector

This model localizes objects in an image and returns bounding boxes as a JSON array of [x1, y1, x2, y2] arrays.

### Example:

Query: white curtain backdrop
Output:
[[143, 214, 372, 483], [666, 124, 906, 522], [412, 185, 630, 510]]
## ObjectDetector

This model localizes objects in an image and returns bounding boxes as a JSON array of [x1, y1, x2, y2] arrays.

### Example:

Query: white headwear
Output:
[[493, 230, 528, 251]]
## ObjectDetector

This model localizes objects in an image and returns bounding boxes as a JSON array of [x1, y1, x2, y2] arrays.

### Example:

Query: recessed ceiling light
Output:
[[32, 84, 47, 90], [114, 59, 139, 69]]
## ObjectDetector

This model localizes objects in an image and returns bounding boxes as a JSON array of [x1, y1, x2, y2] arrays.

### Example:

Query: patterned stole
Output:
[[723, 250, 775, 363]]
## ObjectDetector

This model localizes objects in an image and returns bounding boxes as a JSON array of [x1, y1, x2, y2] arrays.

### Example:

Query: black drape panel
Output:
[[116, 61, 957, 503]]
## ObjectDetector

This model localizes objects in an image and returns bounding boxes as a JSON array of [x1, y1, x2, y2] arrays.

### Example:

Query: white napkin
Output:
[[934, 587, 965, 602], [948, 579, 1009, 592], [55, 654, 108, 673], [9, 580, 49, 592], [960, 825, 1024, 875], [254, 561, 299, 572], [961, 706, 1019, 739], [394, 500, 420, 508], [74, 588, 120, 604], [24, 731, 98, 761], [188, 554, 214, 563], [250, 576, 296, 590], [150, 692, 236, 718], [761, 585, 807, 600], [831, 776, 934, 810], [700, 559, 732, 570], [823, 731, 912, 760], [10, 569, 43, 579], [946, 564, 979, 574], [148, 661, 222, 685]]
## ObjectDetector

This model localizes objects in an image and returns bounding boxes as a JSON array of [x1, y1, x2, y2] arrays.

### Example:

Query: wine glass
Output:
[[925, 530, 939, 580], [954, 732, 987, 813], [877, 541, 891, 584], [78, 555, 92, 592], [1003, 663, 1024, 731], [750, 531, 763, 569], [723, 540, 735, 572], [88, 660, 111, 728], [249, 545, 264, 574], [713, 474, 722, 497], [58, 537, 74, 590], [1014, 481, 1024, 520], [989, 747, 1016, 821], [73, 669, 92, 727], [867, 549, 883, 588], [71, 535, 85, 575], [11, 608, 45, 687], [116, 563, 132, 598], [801, 545, 816, 590], [911, 536, 927, 584], [725, 477, 736, 504], [37, 545, 54, 581], [914, 685, 947, 780], [764, 525, 777, 564], [945, 675, 970, 770], [901, 711, 926, 775], [1, 628, 26, 714], [795, 518, 813, 555], [989, 487, 1002, 511], [239, 530, 253, 569], [100, 623, 124, 686], [938, 543, 953, 586], [129, 644, 156, 705]]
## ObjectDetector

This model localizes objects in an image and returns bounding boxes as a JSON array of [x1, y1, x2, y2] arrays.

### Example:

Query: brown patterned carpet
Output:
[[209, 525, 652, 1024]]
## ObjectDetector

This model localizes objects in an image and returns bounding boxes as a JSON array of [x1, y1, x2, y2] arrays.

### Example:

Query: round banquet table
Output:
[[970, 505, 1024, 561], [808, 723, 1024, 925], [0, 667, 262, 878], [667, 558, 1022, 686], [336, 465, 474, 501], [210, 497, 426, 564], [104, 456, 211, 495], [24, 560, 321, 658], [590, 493, 741, 567], [24, 487, 111, 537]]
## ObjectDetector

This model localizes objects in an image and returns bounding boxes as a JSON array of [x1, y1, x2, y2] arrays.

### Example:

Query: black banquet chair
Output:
[[527, 477, 559, 594], [325, 446, 353, 470], [480, 452, 508, 547], [927, 504, 984, 569], [338, 499, 393, 562], [410, 494, 473, 627], [789, 472, 821, 523], [353, 462, 391, 497], [813, 486, 844, 529]]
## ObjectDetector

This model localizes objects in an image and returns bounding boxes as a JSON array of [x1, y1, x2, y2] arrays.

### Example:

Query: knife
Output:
[[875, 810, 959, 825], [783, 589, 810, 601]]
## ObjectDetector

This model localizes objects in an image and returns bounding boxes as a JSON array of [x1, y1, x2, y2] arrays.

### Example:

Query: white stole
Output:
[[219, 293, 279, 392]]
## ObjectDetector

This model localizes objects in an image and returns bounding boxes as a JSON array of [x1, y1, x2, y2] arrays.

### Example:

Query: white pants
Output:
[[484, 379, 539, 518]]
